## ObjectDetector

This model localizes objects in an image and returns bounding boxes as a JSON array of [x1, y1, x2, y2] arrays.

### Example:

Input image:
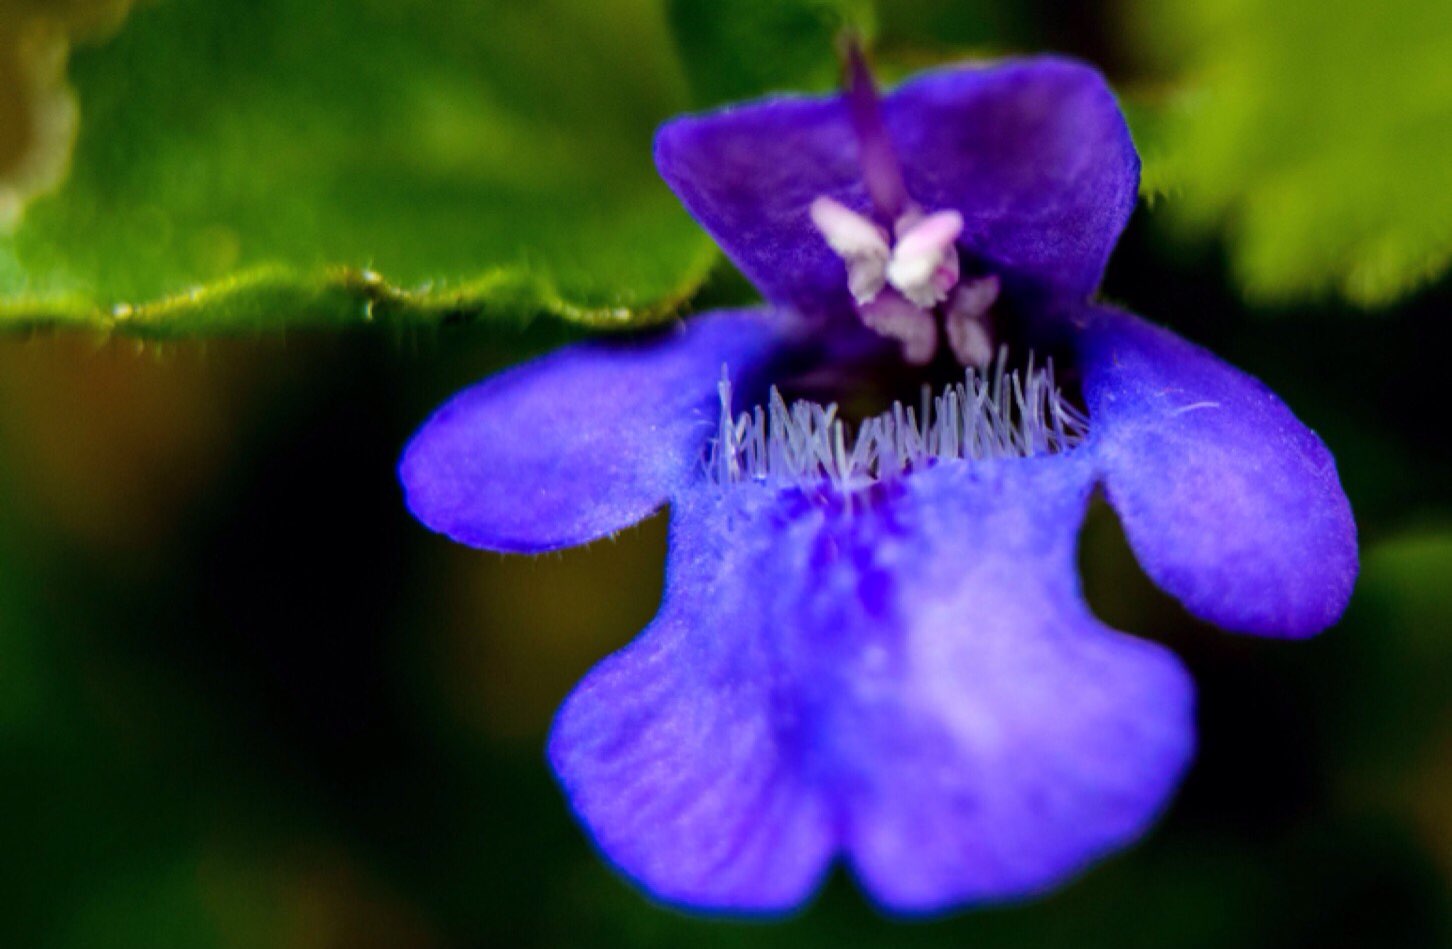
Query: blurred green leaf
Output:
[[0, 0, 718, 336], [661, 0, 1029, 111], [1127, 0, 1452, 307], [664, 0, 875, 106]]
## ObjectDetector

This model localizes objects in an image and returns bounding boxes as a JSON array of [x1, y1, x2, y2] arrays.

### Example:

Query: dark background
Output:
[[1, 1, 1449, 946]]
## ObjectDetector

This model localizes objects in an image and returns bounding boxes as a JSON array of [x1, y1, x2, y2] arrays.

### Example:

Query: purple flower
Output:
[[398, 49, 1357, 915]]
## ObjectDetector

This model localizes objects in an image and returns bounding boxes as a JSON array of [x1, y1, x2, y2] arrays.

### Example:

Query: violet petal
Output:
[[654, 58, 1137, 320], [398, 309, 783, 553], [550, 457, 1194, 914], [1082, 307, 1358, 637]]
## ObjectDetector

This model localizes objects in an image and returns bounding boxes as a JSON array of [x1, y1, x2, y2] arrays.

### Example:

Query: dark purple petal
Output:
[[549, 457, 1194, 914], [399, 309, 782, 554], [655, 94, 859, 320], [1081, 308, 1358, 637], [654, 58, 1137, 318], [888, 59, 1139, 300]]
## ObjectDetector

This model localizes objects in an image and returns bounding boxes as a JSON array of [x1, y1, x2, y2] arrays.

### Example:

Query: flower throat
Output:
[[707, 40, 1089, 491], [809, 40, 1003, 370], [708, 352, 1088, 490]]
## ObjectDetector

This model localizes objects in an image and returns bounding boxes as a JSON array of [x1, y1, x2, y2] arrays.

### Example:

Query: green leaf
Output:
[[0, 0, 718, 336], [1126, 0, 1452, 307], [664, 0, 875, 106]]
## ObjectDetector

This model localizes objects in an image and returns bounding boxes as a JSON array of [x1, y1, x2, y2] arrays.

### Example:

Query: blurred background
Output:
[[1, 0, 1449, 946]]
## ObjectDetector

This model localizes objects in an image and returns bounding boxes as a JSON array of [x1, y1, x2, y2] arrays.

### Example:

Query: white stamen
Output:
[[859, 292, 937, 366], [947, 318, 993, 371], [811, 195, 995, 366], [886, 209, 963, 307], [810, 196, 890, 304], [892, 205, 924, 238], [708, 352, 1088, 491], [944, 274, 1001, 368]]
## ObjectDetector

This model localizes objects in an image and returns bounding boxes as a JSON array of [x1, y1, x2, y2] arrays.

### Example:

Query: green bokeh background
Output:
[[0, 1, 1449, 946]]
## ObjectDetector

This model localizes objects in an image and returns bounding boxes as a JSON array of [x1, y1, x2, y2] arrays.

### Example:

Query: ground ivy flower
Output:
[[398, 47, 1357, 915]]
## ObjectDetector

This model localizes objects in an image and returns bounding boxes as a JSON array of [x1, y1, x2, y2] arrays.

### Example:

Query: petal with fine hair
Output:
[[399, 309, 783, 553], [1081, 307, 1358, 637], [549, 457, 1194, 914]]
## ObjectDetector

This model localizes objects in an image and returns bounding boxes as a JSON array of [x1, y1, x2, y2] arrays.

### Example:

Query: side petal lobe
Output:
[[399, 309, 782, 553], [1081, 307, 1358, 637]]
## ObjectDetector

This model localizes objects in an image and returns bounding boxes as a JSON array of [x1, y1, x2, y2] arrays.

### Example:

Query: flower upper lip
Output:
[[652, 56, 1141, 326]]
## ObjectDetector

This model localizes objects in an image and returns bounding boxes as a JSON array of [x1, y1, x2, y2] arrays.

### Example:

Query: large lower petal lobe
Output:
[[549, 458, 1194, 914], [654, 58, 1137, 319], [1081, 308, 1358, 637], [399, 309, 781, 553]]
